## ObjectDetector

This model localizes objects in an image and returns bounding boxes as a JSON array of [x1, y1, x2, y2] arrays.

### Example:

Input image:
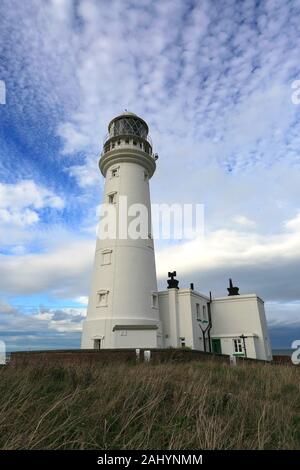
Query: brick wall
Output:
[[8, 348, 272, 367]]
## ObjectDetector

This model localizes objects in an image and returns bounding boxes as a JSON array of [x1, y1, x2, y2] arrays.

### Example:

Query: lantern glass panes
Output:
[[110, 118, 147, 139]]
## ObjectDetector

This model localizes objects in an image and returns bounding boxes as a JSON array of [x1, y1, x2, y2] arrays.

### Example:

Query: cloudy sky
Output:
[[0, 0, 300, 351]]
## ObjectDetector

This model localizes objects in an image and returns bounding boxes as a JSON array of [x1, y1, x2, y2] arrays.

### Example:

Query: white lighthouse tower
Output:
[[81, 112, 162, 349]]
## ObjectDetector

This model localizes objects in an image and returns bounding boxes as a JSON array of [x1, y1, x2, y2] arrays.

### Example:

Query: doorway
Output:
[[94, 339, 101, 350], [212, 338, 222, 354]]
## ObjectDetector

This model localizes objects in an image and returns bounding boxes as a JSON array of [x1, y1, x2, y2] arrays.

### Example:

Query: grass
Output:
[[0, 360, 299, 449]]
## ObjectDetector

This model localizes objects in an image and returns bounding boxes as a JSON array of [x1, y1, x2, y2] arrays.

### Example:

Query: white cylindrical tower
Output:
[[81, 112, 162, 349]]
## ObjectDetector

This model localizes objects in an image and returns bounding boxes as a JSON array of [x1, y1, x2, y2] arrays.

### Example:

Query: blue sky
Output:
[[1, 0, 300, 351]]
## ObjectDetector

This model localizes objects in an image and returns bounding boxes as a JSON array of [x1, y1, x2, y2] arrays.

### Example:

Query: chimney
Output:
[[227, 278, 240, 296]]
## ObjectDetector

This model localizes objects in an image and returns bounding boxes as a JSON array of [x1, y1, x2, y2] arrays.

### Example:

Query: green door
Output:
[[212, 338, 222, 354]]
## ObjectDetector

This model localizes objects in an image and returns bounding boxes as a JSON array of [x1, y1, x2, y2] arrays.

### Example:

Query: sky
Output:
[[0, 0, 300, 351]]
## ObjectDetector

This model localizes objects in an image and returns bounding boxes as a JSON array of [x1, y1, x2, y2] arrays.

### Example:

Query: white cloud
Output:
[[0, 301, 83, 351], [74, 296, 89, 306], [67, 156, 101, 188], [0, 207, 39, 226], [232, 215, 256, 228], [33, 307, 86, 333], [266, 301, 300, 327], [0, 239, 94, 298], [284, 212, 300, 231], [0, 180, 64, 226]]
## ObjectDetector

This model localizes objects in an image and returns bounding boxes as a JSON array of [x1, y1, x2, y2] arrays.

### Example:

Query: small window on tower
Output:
[[180, 337, 186, 348], [108, 193, 117, 204], [101, 249, 112, 265], [203, 305, 207, 321], [144, 171, 148, 181], [111, 168, 119, 178], [97, 291, 108, 307]]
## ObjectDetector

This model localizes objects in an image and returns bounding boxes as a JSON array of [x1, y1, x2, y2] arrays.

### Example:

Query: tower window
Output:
[[233, 338, 243, 354], [108, 193, 117, 204], [111, 168, 119, 178], [203, 305, 207, 321], [125, 139, 129, 144], [180, 337, 186, 348], [101, 249, 112, 265], [144, 171, 148, 181], [133, 141, 137, 146], [97, 290, 108, 307]]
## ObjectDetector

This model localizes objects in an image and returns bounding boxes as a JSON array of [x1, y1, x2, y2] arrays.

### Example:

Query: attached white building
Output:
[[158, 275, 272, 361], [81, 112, 273, 361]]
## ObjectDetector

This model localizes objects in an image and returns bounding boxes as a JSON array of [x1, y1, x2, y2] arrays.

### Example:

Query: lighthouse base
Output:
[[81, 318, 162, 349]]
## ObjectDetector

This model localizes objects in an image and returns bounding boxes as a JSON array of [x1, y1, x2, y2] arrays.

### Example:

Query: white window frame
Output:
[[202, 305, 207, 321], [101, 249, 112, 266], [108, 192, 117, 204], [233, 338, 243, 354], [111, 166, 120, 178], [97, 290, 109, 307]]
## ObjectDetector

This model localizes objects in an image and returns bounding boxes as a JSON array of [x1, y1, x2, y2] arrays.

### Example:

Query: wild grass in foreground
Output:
[[0, 361, 299, 449]]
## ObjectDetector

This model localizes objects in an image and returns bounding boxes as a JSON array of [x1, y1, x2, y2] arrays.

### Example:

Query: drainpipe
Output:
[[207, 291, 213, 353], [198, 291, 212, 353], [202, 329, 207, 352]]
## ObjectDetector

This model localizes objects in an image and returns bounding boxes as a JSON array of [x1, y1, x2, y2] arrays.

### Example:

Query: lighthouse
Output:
[[81, 112, 162, 349], [81, 111, 272, 361]]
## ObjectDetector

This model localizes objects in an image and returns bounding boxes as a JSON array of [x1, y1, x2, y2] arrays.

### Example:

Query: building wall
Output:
[[114, 329, 158, 349], [189, 291, 210, 351], [210, 295, 272, 361], [213, 334, 258, 358], [158, 289, 272, 361], [158, 288, 209, 351], [81, 318, 161, 349]]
